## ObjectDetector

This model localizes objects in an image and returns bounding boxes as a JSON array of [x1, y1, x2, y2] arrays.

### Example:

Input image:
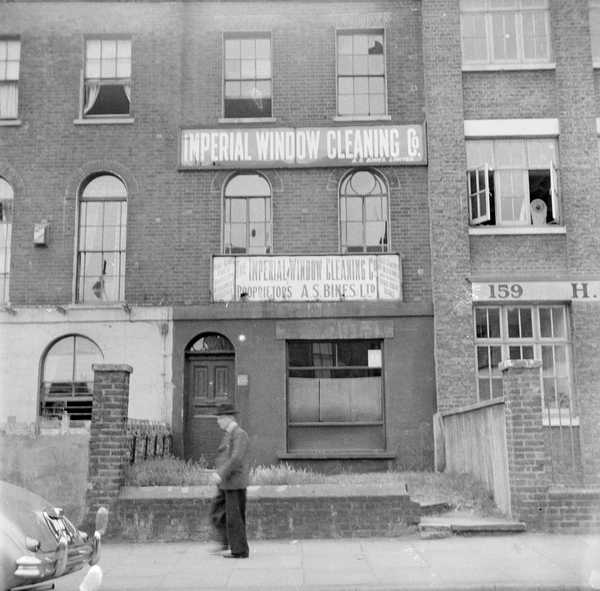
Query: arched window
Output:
[[224, 173, 271, 254], [77, 174, 127, 302], [0, 177, 13, 304], [339, 169, 389, 253], [40, 335, 103, 421]]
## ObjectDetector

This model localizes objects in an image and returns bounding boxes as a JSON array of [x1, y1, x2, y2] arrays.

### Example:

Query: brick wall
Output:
[[84, 364, 132, 532], [113, 488, 421, 542], [544, 489, 600, 533]]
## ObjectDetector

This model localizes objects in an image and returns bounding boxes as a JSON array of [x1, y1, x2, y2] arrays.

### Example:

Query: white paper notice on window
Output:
[[368, 350, 382, 368]]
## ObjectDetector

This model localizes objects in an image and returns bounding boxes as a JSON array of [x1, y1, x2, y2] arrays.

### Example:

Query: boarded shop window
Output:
[[339, 169, 388, 252], [474, 305, 574, 420], [591, 1, 600, 64], [0, 177, 13, 304], [76, 174, 127, 303], [460, 0, 551, 67], [337, 30, 386, 117], [466, 138, 559, 227], [40, 335, 103, 422], [0, 38, 20, 119], [224, 34, 271, 119], [83, 38, 131, 117], [287, 340, 383, 424], [224, 173, 271, 254]]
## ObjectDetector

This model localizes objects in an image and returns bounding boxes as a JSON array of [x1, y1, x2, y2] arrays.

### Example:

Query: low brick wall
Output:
[[113, 484, 421, 541], [544, 488, 600, 533]]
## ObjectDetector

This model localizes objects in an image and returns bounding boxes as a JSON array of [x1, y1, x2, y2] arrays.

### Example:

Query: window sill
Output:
[[594, 60, 600, 69], [0, 119, 22, 126], [289, 421, 383, 427], [218, 117, 276, 124], [469, 226, 566, 236], [462, 62, 556, 72], [332, 115, 391, 122], [73, 117, 134, 125]]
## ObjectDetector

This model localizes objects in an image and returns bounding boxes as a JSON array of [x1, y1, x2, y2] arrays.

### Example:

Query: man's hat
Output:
[[215, 402, 238, 416]]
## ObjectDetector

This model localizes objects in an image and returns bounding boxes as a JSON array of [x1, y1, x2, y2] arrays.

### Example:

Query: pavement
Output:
[[53, 533, 600, 591]]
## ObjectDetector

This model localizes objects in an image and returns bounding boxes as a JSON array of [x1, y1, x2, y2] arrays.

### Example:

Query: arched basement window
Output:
[[40, 335, 103, 422]]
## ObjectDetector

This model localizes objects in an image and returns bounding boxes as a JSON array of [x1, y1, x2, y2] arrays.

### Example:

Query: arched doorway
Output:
[[184, 333, 235, 463]]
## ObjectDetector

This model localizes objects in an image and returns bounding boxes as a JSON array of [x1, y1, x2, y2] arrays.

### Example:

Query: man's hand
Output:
[[211, 471, 222, 485]]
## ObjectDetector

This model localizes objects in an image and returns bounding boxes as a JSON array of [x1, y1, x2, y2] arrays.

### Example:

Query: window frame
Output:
[[460, 0, 552, 69], [81, 36, 132, 120], [75, 173, 128, 303], [335, 28, 388, 119], [222, 172, 272, 254], [222, 32, 272, 120], [0, 37, 20, 121], [473, 304, 575, 420], [286, 339, 384, 426], [591, 0, 600, 67], [338, 168, 390, 253], [0, 177, 13, 304], [466, 138, 560, 227]]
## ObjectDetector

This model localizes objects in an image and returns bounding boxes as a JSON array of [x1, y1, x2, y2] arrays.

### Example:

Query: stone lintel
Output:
[[92, 364, 133, 373]]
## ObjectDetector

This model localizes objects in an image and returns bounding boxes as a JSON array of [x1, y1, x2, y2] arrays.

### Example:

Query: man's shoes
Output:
[[222, 550, 249, 558]]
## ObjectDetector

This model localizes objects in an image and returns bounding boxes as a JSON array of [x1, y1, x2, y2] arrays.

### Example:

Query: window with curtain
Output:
[[0, 177, 13, 304], [460, 0, 551, 66], [224, 34, 271, 118], [83, 38, 131, 117], [76, 174, 127, 302], [0, 39, 20, 120], [337, 30, 386, 117], [224, 173, 271, 254], [340, 169, 389, 252], [40, 335, 103, 421]]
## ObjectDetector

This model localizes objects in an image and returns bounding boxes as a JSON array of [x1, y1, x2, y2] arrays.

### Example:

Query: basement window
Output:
[[466, 138, 559, 227]]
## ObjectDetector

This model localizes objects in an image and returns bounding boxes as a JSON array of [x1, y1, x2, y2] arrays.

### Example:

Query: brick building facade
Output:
[[2, 0, 600, 490]]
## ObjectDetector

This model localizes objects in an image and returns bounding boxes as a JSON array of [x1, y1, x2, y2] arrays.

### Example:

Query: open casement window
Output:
[[466, 139, 559, 227], [223, 173, 272, 254], [467, 164, 491, 225], [0, 39, 20, 120], [83, 39, 131, 118], [40, 335, 103, 422], [0, 178, 13, 304]]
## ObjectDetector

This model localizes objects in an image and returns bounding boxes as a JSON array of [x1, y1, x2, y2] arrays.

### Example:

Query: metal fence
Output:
[[126, 419, 173, 464]]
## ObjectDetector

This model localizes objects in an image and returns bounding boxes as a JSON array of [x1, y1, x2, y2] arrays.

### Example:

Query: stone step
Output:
[[418, 513, 527, 539]]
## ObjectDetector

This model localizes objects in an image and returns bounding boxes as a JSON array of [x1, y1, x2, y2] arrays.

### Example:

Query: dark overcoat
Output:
[[215, 423, 250, 490]]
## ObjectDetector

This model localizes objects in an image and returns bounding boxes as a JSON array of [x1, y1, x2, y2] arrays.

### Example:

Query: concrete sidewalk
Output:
[[55, 534, 600, 591]]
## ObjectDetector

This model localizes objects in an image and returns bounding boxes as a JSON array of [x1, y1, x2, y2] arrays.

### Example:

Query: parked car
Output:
[[0, 480, 108, 591]]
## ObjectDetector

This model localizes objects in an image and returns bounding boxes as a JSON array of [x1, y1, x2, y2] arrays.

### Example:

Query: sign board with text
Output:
[[472, 281, 600, 302], [212, 254, 402, 302], [180, 124, 426, 169]]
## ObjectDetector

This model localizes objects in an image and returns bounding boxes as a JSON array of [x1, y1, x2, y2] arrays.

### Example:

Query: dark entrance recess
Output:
[[184, 333, 235, 464]]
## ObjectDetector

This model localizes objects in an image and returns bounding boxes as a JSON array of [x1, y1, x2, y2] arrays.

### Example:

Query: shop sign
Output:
[[212, 254, 402, 302], [180, 124, 426, 169], [472, 281, 600, 302]]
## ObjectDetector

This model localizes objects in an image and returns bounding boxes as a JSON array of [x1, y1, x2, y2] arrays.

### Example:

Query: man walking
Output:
[[210, 401, 250, 558]]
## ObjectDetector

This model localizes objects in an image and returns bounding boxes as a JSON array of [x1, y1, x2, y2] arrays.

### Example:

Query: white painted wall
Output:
[[0, 306, 173, 426]]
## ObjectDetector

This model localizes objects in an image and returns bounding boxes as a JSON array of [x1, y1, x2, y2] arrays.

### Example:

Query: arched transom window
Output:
[[77, 174, 127, 302], [339, 169, 388, 253], [0, 177, 13, 304], [40, 335, 103, 421], [224, 173, 271, 254]]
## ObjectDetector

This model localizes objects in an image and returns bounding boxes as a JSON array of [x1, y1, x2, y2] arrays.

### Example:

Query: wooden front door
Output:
[[184, 354, 235, 463]]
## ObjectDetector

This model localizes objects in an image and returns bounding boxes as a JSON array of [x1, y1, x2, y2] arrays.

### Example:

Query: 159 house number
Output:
[[486, 283, 524, 299]]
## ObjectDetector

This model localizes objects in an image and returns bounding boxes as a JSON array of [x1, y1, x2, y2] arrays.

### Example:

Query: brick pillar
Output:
[[84, 364, 132, 532], [500, 360, 550, 528]]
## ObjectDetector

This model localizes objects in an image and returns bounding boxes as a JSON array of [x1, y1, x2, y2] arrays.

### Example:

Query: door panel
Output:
[[185, 355, 234, 463]]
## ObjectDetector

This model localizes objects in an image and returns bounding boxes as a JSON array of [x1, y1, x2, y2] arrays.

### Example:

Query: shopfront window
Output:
[[287, 340, 384, 452]]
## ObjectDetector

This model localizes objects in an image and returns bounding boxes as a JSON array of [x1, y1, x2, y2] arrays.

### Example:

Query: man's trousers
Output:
[[210, 488, 249, 557]]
